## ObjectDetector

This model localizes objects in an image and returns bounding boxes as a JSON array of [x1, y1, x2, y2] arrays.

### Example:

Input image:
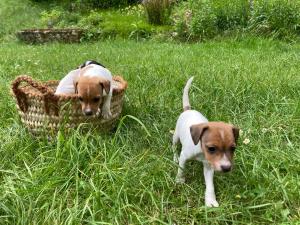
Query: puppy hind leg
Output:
[[175, 150, 187, 184], [172, 129, 179, 163]]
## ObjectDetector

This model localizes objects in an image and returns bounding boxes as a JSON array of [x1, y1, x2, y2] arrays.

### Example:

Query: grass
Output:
[[0, 37, 300, 224], [0, 0, 44, 41], [1, 0, 300, 224]]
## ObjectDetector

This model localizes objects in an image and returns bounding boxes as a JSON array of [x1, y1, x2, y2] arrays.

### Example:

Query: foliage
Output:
[[2, 1, 168, 42], [143, 0, 173, 25], [78, 10, 103, 27], [76, 10, 169, 41], [80, 0, 139, 9], [40, 8, 63, 27], [172, 0, 249, 41], [248, 0, 300, 40], [0, 0, 43, 41], [172, 0, 300, 41], [120, 4, 144, 17], [30, 0, 139, 9], [189, 1, 218, 40], [40, 8, 81, 28], [213, 0, 249, 31]]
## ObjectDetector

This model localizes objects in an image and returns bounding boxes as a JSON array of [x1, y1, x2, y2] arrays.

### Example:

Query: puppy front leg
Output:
[[101, 93, 112, 119], [203, 163, 219, 207], [176, 151, 187, 184]]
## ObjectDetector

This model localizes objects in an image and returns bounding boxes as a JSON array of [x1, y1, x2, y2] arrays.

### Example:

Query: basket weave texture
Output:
[[11, 75, 128, 135]]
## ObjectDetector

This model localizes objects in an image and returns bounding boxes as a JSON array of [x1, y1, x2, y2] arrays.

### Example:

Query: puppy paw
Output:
[[175, 176, 185, 184], [101, 110, 112, 119], [173, 155, 179, 164], [205, 198, 219, 207]]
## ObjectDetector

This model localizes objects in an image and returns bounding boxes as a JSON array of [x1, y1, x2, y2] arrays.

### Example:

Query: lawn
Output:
[[0, 37, 299, 224]]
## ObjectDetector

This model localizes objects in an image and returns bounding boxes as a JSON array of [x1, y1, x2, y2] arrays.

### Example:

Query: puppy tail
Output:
[[182, 76, 194, 111]]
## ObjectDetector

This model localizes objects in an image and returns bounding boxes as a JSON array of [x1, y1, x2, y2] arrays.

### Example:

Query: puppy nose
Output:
[[221, 165, 232, 172], [84, 109, 93, 116]]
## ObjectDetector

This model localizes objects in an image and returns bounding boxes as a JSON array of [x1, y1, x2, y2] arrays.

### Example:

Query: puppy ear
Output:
[[100, 80, 110, 94], [74, 81, 78, 94], [190, 123, 209, 145], [232, 126, 239, 142]]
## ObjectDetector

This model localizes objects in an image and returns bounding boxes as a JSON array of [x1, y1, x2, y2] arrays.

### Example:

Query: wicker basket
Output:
[[11, 75, 128, 135]]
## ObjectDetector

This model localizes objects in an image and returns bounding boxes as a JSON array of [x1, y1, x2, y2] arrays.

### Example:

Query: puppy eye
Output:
[[92, 97, 101, 103], [207, 147, 216, 154], [231, 146, 236, 152], [78, 97, 83, 102]]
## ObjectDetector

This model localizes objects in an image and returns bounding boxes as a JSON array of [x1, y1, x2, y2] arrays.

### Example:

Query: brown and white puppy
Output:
[[55, 61, 112, 118], [172, 77, 239, 207]]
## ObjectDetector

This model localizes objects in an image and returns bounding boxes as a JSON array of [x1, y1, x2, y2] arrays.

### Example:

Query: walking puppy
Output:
[[55, 61, 112, 118], [172, 77, 239, 207]]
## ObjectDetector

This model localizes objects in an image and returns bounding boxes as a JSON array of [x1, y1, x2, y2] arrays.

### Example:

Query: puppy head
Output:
[[74, 76, 110, 116], [190, 122, 239, 172]]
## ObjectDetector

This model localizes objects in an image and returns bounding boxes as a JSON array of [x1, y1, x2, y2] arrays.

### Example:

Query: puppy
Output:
[[172, 77, 239, 207], [55, 61, 113, 118]]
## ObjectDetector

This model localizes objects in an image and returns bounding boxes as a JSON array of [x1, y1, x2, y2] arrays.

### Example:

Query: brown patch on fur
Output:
[[76, 76, 106, 115], [190, 123, 208, 145], [74, 65, 112, 115], [191, 122, 239, 171], [100, 78, 110, 94]]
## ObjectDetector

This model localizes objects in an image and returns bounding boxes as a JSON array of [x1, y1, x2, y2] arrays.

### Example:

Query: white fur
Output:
[[55, 69, 80, 95], [172, 77, 219, 207], [183, 76, 193, 109], [215, 154, 231, 172], [55, 64, 113, 118]]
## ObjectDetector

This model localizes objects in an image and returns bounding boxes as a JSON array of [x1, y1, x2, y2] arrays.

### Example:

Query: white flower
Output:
[[235, 194, 241, 199], [243, 138, 250, 145], [239, 129, 244, 136], [262, 128, 268, 133]]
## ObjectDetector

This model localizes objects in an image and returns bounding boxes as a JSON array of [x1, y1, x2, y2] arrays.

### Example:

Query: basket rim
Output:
[[12, 75, 128, 100]]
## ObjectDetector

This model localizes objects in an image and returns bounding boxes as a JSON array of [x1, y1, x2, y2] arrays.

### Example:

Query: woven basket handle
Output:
[[11, 75, 59, 115], [12, 75, 54, 94]]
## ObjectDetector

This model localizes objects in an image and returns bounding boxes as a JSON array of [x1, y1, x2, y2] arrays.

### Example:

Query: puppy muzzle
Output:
[[84, 109, 93, 116], [220, 165, 232, 173]]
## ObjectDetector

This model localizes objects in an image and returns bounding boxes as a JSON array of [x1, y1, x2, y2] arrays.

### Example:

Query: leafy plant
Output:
[[143, 0, 173, 25], [189, 1, 218, 40], [120, 4, 144, 17], [40, 8, 63, 28], [71, 0, 139, 9], [248, 0, 300, 39], [213, 0, 249, 31], [172, 0, 300, 41], [78, 10, 103, 27]]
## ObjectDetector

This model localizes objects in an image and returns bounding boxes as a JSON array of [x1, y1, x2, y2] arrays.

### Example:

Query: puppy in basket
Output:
[[55, 60, 112, 118]]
